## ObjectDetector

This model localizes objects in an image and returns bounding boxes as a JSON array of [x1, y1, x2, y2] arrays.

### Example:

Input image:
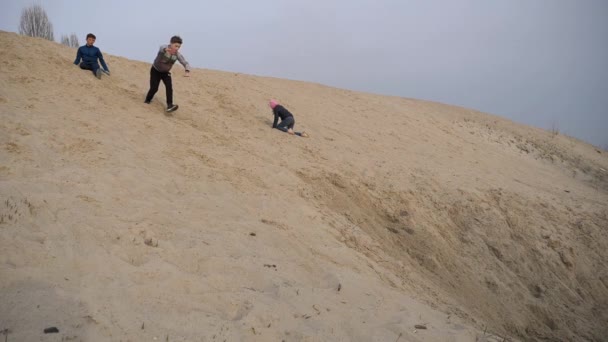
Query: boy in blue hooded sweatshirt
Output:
[[73, 33, 109, 79]]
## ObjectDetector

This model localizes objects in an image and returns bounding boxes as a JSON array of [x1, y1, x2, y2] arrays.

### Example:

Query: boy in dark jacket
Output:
[[269, 99, 308, 137], [73, 33, 109, 79], [144, 35, 191, 113]]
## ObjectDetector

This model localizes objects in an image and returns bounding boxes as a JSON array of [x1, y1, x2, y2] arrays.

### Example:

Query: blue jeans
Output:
[[276, 116, 295, 132], [79, 62, 99, 76]]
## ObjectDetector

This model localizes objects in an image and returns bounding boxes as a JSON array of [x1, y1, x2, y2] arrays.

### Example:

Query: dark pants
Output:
[[145, 67, 173, 106], [276, 116, 295, 132], [80, 62, 99, 76]]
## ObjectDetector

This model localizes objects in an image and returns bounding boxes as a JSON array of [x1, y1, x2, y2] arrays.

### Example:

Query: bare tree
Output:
[[550, 120, 560, 137], [69, 33, 79, 47], [61, 33, 80, 48], [19, 4, 54, 41]]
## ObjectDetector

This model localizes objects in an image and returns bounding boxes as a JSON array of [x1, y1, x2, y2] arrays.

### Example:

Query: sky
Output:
[[1, 0, 607, 148]]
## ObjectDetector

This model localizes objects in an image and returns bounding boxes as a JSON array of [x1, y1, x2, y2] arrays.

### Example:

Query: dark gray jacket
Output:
[[153, 45, 190, 73]]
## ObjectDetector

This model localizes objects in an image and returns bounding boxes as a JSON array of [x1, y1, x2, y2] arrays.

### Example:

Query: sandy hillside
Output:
[[1, 31, 607, 341]]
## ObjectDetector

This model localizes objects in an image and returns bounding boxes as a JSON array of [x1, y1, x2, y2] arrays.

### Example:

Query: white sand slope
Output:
[[1, 31, 607, 341]]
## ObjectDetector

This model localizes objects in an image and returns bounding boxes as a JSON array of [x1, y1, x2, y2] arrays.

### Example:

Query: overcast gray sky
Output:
[[1, 0, 607, 147]]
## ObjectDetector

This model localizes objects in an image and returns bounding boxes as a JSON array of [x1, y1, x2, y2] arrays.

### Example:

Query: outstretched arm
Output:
[[272, 110, 279, 128], [97, 49, 109, 72], [177, 52, 191, 75], [73, 47, 82, 65]]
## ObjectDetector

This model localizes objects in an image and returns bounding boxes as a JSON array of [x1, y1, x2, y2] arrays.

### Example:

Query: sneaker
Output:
[[166, 104, 179, 113], [95, 69, 102, 79]]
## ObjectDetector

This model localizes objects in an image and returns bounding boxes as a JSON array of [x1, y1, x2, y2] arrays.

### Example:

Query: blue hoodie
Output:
[[73, 44, 109, 72]]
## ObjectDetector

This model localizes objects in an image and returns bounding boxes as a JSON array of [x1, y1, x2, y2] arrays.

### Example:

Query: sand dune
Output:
[[1, 31, 607, 341]]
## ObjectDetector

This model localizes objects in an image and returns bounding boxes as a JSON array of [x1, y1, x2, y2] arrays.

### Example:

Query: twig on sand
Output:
[[313, 305, 321, 315], [395, 332, 402, 342]]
